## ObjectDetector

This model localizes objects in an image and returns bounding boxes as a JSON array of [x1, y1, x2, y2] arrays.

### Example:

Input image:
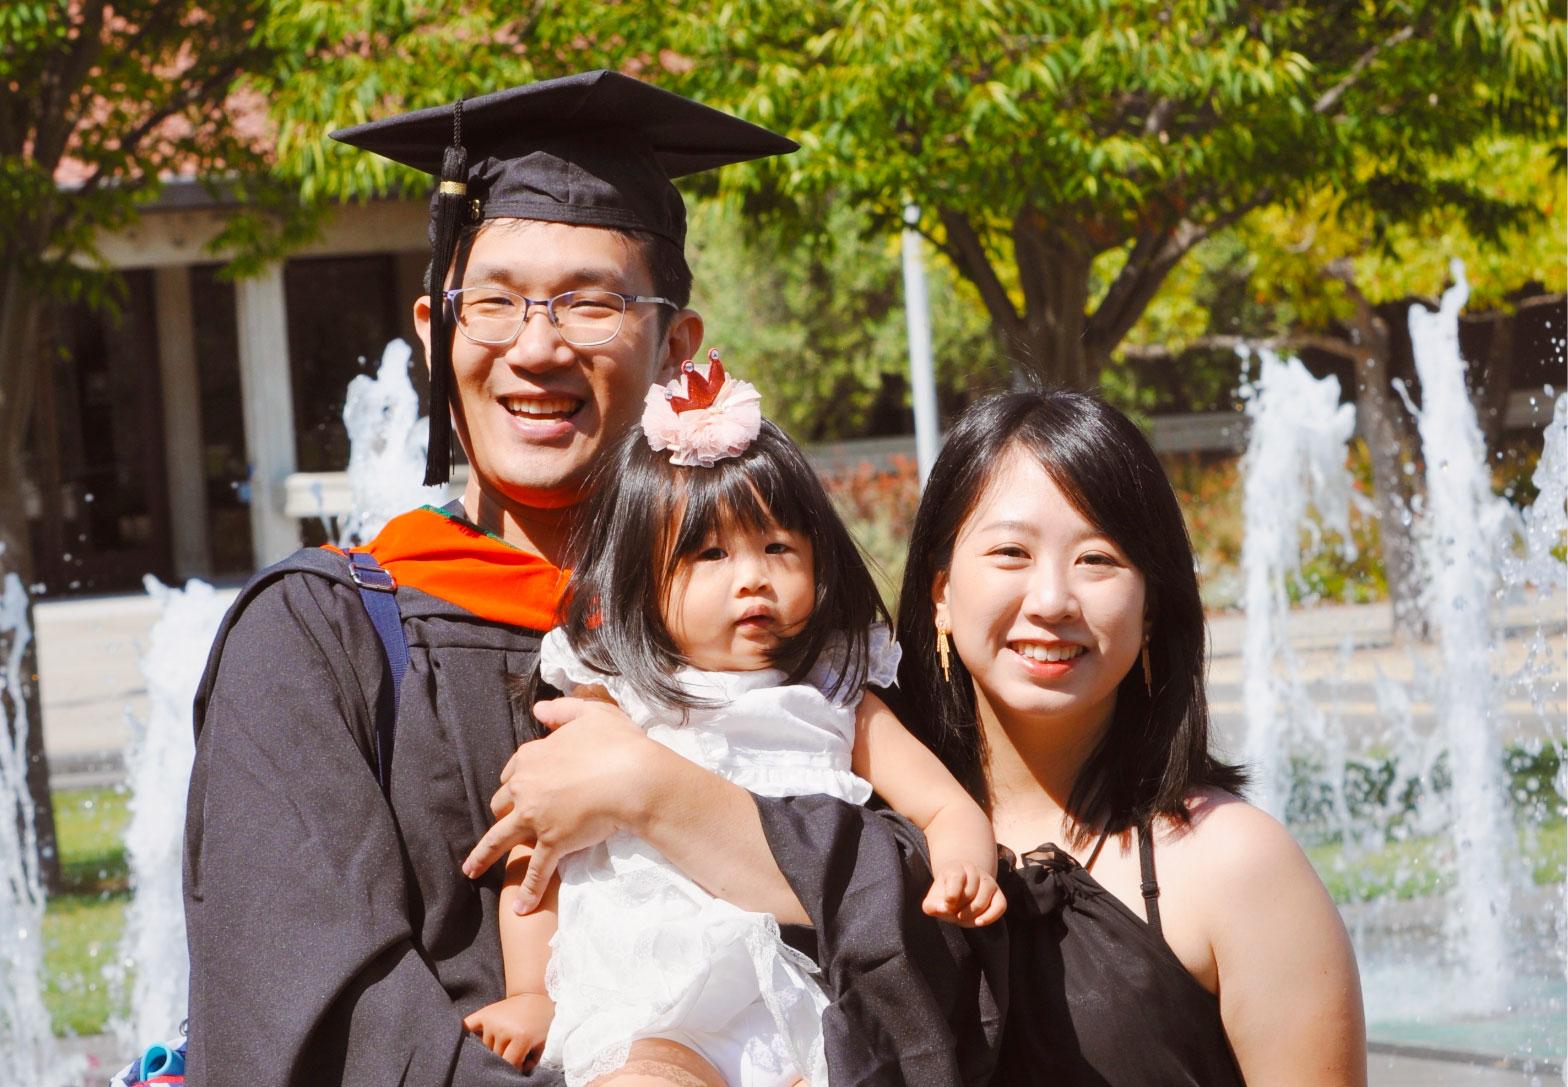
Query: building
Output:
[[25, 184, 438, 594]]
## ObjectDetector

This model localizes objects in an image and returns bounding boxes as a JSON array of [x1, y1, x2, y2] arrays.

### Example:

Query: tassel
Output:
[[424, 101, 469, 486]]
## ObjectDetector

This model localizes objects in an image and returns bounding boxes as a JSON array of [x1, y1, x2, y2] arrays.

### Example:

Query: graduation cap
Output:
[[330, 70, 799, 485]]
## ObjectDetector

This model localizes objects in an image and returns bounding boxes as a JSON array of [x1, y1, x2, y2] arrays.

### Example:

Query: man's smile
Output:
[[501, 394, 584, 421]]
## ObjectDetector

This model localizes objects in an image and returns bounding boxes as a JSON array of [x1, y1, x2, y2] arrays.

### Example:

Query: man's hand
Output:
[[921, 860, 1007, 927], [462, 697, 660, 912], [463, 993, 554, 1072]]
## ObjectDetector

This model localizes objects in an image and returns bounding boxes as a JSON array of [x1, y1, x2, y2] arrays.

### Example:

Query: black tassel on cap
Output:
[[424, 100, 468, 486]]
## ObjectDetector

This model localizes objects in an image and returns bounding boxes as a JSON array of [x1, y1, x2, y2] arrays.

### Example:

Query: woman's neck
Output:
[[978, 690, 1115, 851]]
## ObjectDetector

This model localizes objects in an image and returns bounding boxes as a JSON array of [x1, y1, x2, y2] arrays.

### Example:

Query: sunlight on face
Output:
[[420, 219, 674, 503], [663, 519, 816, 672], [934, 446, 1147, 739]]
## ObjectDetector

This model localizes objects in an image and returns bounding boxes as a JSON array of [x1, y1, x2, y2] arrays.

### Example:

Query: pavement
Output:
[[27, 585, 1568, 1085]]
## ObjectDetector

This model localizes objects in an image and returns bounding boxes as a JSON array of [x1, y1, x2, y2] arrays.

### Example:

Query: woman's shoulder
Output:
[[1155, 788, 1319, 895]]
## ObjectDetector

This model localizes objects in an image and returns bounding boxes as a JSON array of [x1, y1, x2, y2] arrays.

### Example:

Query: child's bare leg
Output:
[[588, 1038, 727, 1087]]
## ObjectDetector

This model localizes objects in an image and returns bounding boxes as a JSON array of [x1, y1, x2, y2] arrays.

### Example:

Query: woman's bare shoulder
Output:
[[1157, 787, 1318, 890]]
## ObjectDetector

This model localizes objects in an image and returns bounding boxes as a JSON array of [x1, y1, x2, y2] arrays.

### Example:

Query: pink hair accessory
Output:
[[642, 349, 763, 467]]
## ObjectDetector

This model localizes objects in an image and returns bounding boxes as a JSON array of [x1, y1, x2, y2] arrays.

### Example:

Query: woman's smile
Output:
[[1007, 640, 1089, 676]]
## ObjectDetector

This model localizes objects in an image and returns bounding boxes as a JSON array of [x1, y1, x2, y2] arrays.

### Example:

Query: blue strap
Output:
[[347, 551, 407, 796]]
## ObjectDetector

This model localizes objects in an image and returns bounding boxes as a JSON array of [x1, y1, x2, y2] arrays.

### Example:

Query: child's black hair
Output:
[[556, 419, 889, 711]]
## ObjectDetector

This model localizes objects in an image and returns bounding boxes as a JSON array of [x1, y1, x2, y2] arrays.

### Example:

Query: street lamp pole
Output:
[[901, 203, 940, 486]]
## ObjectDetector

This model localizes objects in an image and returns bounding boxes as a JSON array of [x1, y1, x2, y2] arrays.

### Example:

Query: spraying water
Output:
[[1237, 350, 1358, 815], [1405, 262, 1519, 1010], [0, 571, 63, 1081], [116, 577, 231, 1047], [336, 338, 445, 547], [1239, 265, 1567, 1068]]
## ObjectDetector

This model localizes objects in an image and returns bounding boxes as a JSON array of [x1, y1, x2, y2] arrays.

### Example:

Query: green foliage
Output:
[[689, 198, 1007, 441], [0, 1, 296, 277], [258, 0, 1564, 393]]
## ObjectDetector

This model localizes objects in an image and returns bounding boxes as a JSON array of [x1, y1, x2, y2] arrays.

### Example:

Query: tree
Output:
[[655, 0, 1564, 394], [0, 1, 294, 888], [1120, 134, 1566, 630], [688, 198, 1006, 442]]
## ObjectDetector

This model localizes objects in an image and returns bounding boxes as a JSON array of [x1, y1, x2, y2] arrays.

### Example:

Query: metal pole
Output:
[[901, 203, 940, 486]]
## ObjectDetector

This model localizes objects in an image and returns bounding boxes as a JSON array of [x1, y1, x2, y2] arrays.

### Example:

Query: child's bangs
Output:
[[666, 450, 809, 562]]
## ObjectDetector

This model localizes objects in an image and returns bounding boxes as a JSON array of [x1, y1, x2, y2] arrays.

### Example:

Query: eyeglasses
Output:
[[443, 286, 676, 348]]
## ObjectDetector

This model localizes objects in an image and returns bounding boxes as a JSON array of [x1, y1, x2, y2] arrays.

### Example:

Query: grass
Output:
[[1307, 820, 1566, 904], [45, 786, 131, 1037]]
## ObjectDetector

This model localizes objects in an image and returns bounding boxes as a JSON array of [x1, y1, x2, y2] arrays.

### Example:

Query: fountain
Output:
[[1404, 261, 1519, 1011], [333, 338, 445, 547], [115, 578, 231, 1048], [1238, 266, 1566, 1072], [1237, 349, 1359, 816], [0, 568, 69, 1082]]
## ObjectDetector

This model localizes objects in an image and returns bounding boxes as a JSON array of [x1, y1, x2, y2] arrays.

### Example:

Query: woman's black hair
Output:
[[895, 389, 1246, 847], [558, 419, 888, 711]]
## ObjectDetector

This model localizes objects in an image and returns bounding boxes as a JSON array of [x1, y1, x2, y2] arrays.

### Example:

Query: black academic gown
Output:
[[185, 551, 551, 1085], [184, 550, 1005, 1087]]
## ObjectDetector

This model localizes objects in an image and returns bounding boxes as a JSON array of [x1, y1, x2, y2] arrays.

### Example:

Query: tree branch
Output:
[[937, 207, 1022, 330], [31, 5, 107, 169], [1117, 331, 1364, 363], [1313, 24, 1416, 116], [1010, 205, 1053, 325], [74, 52, 255, 199]]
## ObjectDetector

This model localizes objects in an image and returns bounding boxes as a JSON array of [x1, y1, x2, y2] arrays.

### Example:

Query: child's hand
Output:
[[463, 993, 554, 1072], [922, 860, 1007, 927]]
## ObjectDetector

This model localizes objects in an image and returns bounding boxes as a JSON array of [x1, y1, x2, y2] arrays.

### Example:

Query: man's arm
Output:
[[462, 697, 807, 922], [185, 576, 533, 1086], [460, 695, 1007, 1085]]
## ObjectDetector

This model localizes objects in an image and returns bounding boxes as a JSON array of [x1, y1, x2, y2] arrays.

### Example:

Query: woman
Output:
[[892, 390, 1365, 1085]]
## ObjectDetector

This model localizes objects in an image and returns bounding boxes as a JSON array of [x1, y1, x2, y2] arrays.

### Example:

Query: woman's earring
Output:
[[1141, 638, 1153, 697], [936, 619, 952, 682]]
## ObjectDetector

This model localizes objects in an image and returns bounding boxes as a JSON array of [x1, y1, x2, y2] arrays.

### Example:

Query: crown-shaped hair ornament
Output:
[[642, 349, 763, 467]]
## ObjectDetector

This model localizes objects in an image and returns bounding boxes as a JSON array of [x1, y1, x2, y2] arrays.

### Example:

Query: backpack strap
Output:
[[192, 548, 411, 798], [346, 550, 407, 796]]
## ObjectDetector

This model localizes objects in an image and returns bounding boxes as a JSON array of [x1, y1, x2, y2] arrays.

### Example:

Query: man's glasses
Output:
[[444, 286, 676, 348]]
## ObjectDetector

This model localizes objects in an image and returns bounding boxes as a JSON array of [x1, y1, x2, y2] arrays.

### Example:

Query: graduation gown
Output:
[[184, 505, 1004, 1087]]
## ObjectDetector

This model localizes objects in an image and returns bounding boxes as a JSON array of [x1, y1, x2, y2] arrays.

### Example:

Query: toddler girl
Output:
[[465, 353, 1003, 1086]]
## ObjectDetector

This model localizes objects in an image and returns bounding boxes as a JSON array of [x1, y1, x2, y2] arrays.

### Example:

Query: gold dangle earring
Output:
[[936, 619, 953, 683], [1141, 636, 1153, 697]]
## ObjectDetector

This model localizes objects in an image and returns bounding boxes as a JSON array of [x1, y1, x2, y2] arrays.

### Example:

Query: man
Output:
[[185, 70, 1000, 1087]]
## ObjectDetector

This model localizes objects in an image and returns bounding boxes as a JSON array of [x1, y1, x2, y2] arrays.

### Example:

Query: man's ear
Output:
[[412, 295, 434, 374], [658, 308, 704, 383]]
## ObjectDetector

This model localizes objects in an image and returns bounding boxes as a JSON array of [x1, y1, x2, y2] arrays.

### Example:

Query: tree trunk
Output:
[[1472, 311, 1516, 456], [936, 207, 1100, 392], [0, 264, 62, 895], [1342, 297, 1426, 643]]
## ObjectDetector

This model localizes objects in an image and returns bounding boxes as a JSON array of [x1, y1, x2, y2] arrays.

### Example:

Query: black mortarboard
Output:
[[330, 70, 798, 485]]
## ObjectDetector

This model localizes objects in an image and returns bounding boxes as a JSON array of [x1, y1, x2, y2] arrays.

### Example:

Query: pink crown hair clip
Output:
[[642, 349, 763, 467]]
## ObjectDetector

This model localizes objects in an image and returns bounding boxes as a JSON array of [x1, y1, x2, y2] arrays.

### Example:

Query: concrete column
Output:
[[234, 264, 300, 565], [153, 266, 213, 579]]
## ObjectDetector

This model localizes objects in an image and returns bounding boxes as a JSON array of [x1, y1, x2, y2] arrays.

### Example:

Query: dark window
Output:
[[26, 270, 171, 593], [189, 265, 255, 577], [285, 255, 402, 474]]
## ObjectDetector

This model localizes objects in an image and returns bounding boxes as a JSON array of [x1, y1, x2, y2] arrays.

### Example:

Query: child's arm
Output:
[[461, 844, 559, 1071], [851, 690, 1006, 927]]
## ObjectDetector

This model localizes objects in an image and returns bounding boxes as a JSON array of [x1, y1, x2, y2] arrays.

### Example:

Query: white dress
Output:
[[536, 625, 901, 1087]]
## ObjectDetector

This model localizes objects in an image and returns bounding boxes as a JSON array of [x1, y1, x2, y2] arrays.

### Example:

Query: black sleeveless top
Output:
[[992, 827, 1245, 1086]]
